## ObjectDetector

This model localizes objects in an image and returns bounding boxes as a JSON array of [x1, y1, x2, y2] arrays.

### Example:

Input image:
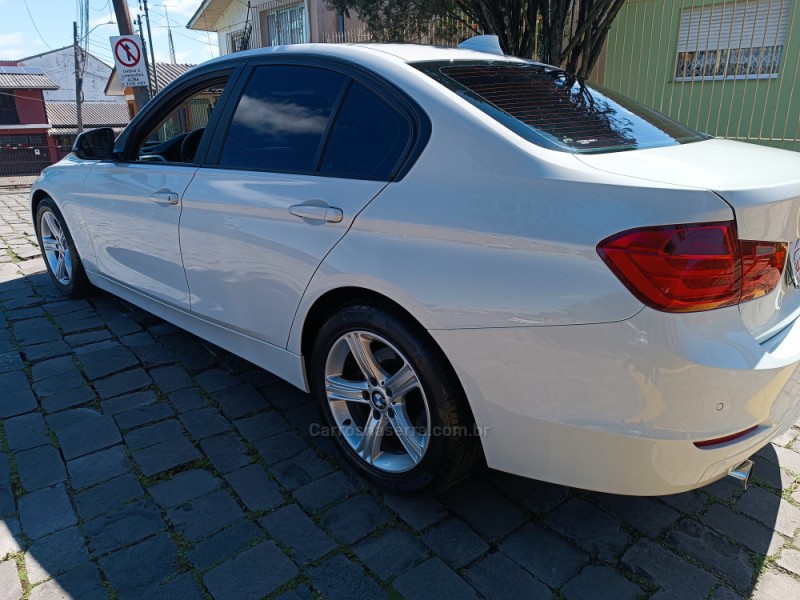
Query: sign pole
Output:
[[137, 14, 153, 97], [142, 0, 160, 94], [73, 22, 83, 134], [111, 0, 150, 113]]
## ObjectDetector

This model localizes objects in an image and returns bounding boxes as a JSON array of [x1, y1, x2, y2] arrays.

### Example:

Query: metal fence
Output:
[[602, 0, 800, 151], [0, 141, 53, 177], [320, 14, 481, 47]]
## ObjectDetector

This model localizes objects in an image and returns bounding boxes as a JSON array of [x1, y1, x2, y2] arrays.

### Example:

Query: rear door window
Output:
[[219, 65, 347, 172], [414, 61, 708, 154], [320, 81, 412, 180]]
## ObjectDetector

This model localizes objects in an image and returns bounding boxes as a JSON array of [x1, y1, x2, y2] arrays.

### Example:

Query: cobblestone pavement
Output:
[[2, 189, 800, 599]]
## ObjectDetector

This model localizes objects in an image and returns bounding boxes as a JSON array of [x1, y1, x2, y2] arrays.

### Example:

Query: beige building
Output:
[[187, 0, 362, 55]]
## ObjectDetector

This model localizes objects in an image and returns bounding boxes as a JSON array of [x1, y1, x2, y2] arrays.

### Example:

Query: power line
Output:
[[149, 24, 222, 49], [0, 89, 48, 105], [147, 12, 219, 56], [23, 0, 53, 50]]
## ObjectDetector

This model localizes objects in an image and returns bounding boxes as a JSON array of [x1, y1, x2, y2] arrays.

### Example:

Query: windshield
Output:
[[413, 61, 709, 154]]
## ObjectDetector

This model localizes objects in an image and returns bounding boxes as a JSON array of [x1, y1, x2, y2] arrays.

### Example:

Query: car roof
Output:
[[203, 42, 529, 69], [348, 43, 528, 63]]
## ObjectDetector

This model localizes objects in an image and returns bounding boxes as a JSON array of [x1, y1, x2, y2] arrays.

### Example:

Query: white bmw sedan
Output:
[[31, 41, 800, 495]]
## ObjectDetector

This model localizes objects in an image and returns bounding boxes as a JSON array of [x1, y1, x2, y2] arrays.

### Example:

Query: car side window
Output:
[[137, 77, 229, 164], [219, 65, 347, 173], [321, 82, 412, 180]]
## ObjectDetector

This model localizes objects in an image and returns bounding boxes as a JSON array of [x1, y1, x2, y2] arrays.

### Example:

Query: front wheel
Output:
[[310, 304, 480, 493], [34, 197, 92, 298]]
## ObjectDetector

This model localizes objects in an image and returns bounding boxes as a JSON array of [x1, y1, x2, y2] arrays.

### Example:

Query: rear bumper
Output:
[[430, 306, 800, 495]]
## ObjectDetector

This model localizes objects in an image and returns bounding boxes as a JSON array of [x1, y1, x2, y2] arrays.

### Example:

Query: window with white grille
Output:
[[259, 2, 307, 47], [675, 0, 791, 81], [228, 29, 247, 53]]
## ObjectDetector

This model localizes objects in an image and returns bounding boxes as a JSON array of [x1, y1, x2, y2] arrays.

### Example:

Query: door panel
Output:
[[79, 70, 233, 310], [179, 170, 386, 345], [81, 162, 196, 308], [180, 62, 416, 347]]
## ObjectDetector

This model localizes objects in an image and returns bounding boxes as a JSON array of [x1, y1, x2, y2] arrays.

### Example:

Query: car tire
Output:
[[34, 197, 92, 298], [310, 303, 481, 493]]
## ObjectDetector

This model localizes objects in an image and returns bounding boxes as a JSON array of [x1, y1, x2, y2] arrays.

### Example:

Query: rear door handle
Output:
[[289, 204, 343, 223], [149, 191, 179, 205]]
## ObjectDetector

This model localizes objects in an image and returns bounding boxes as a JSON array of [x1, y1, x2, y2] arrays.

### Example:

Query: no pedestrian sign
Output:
[[110, 35, 150, 88]]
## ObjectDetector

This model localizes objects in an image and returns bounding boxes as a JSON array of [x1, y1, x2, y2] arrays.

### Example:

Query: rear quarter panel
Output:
[[290, 102, 735, 347]]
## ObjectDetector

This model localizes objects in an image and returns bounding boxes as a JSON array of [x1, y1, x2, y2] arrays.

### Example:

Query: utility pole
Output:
[[111, 0, 150, 112], [73, 22, 83, 134], [137, 15, 153, 97], [142, 0, 159, 94]]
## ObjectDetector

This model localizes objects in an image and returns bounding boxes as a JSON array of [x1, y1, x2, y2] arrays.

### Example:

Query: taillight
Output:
[[597, 221, 787, 313]]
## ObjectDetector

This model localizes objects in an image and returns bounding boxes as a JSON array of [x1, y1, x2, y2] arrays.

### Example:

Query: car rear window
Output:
[[414, 61, 708, 153]]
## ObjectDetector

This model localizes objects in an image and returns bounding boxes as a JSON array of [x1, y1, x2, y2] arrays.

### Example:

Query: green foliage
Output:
[[324, 0, 626, 78]]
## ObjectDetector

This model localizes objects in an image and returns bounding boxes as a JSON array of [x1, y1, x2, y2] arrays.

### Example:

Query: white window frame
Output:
[[675, 0, 791, 82], [259, 1, 308, 47]]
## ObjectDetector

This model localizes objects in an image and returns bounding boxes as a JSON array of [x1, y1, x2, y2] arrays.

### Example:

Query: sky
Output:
[[0, 0, 220, 66]]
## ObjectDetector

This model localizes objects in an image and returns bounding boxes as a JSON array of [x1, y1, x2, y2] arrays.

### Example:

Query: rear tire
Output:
[[34, 197, 92, 298], [310, 303, 480, 493]]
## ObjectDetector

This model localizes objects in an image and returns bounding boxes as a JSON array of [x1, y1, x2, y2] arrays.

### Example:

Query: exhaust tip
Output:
[[728, 459, 755, 490]]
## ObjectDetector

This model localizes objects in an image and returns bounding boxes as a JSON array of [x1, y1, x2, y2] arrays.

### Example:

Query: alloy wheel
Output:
[[324, 330, 431, 473], [39, 210, 72, 286]]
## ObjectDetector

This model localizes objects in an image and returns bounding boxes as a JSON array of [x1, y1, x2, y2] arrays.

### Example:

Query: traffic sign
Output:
[[110, 35, 150, 89]]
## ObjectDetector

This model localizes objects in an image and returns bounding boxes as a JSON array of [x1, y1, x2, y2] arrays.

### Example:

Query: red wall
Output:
[[14, 90, 47, 124]]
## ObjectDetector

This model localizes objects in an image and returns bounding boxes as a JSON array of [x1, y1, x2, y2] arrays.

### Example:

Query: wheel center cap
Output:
[[371, 392, 387, 411]]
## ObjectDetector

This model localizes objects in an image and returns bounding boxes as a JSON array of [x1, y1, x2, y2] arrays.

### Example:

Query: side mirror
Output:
[[73, 127, 115, 160]]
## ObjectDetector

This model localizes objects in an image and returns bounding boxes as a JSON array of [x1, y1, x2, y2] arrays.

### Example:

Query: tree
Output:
[[324, 0, 626, 79]]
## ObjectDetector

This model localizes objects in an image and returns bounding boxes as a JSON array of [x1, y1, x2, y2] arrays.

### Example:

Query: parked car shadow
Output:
[[439, 443, 791, 598], [1, 270, 797, 598]]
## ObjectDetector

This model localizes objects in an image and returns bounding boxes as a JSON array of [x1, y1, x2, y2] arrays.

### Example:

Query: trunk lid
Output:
[[577, 138, 800, 341]]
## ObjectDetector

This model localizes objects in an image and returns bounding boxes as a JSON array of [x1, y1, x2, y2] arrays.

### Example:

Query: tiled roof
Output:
[[0, 66, 59, 90], [50, 126, 125, 136], [150, 63, 196, 89], [45, 101, 130, 128]]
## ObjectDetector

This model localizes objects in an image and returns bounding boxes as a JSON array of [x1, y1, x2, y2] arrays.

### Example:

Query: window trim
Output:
[[204, 55, 431, 183]]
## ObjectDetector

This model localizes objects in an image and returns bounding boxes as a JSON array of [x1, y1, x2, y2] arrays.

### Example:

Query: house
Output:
[[186, 0, 361, 55], [0, 64, 59, 176], [18, 46, 130, 158], [599, 0, 799, 152]]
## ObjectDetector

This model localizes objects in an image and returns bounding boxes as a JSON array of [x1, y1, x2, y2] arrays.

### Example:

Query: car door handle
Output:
[[289, 204, 343, 223], [149, 191, 179, 205]]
